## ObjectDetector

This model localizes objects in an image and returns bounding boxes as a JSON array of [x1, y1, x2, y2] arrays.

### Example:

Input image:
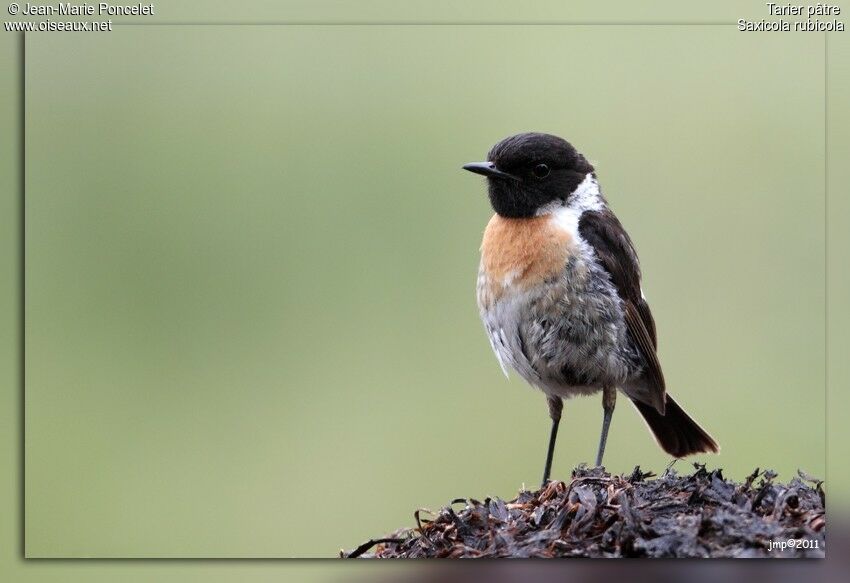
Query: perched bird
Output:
[[464, 133, 718, 486]]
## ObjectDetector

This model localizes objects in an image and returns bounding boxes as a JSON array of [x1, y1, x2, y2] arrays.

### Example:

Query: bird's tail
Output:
[[632, 395, 719, 458]]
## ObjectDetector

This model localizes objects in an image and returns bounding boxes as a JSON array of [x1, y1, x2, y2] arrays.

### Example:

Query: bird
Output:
[[463, 132, 718, 487]]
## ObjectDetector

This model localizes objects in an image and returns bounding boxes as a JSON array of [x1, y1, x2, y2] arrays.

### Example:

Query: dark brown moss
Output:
[[343, 465, 825, 558]]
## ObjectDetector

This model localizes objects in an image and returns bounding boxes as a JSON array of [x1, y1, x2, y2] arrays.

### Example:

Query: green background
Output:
[[2, 0, 848, 577]]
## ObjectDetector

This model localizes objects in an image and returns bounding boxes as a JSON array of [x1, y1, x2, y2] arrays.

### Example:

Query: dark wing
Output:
[[578, 209, 666, 412]]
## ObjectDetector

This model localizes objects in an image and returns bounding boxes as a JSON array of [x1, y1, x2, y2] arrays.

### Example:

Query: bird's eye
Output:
[[533, 163, 550, 178]]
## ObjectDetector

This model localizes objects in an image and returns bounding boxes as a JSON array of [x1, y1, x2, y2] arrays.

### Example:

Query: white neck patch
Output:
[[534, 173, 604, 217], [567, 173, 604, 213], [536, 173, 604, 238]]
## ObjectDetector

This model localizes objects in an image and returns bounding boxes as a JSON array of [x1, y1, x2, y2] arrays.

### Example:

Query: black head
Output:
[[463, 133, 595, 218]]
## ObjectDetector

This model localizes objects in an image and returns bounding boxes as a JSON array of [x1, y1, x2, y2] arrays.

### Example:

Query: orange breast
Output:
[[480, 213, 575, 301]]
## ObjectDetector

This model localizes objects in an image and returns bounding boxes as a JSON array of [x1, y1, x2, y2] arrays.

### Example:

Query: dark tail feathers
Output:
[[632, 395, 719, 458]]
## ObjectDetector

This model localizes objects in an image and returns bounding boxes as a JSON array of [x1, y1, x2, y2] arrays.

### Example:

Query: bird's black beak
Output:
[[462, 161, 520, 182]]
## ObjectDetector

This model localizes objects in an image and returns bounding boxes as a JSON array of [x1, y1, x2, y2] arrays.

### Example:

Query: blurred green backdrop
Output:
[[24, 26, 824, 557]]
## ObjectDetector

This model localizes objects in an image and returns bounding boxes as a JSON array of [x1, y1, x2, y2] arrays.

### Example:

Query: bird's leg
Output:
[[596, 386, 617, 467], [541, 396, 563, 487]]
